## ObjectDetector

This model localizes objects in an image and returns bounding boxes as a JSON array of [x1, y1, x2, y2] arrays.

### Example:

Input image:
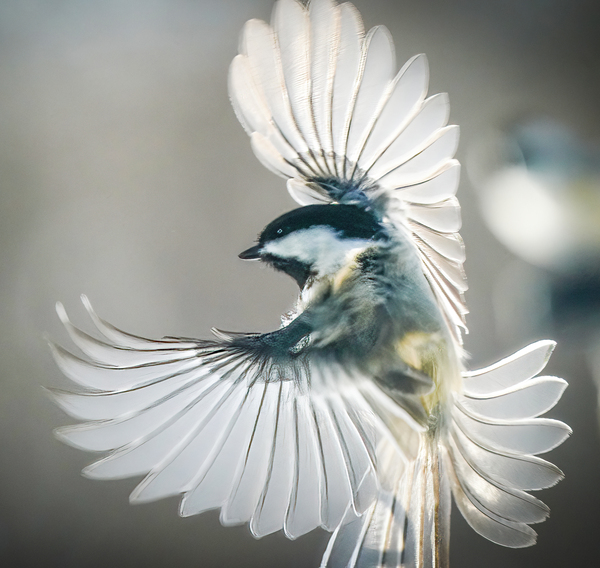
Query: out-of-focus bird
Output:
[[471, 117, 600, 433], [48, 1, 570, 567], [470, 117, 600, 274]]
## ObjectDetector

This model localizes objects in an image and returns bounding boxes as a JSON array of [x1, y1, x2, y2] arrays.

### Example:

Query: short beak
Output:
[[238, 244, 262, 260]]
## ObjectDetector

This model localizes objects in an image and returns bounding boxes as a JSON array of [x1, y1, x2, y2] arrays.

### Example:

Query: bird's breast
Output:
[[307, 248, 463, 416]]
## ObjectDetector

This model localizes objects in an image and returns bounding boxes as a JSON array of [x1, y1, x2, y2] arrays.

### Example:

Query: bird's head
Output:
[[239, 204, 387, 288]]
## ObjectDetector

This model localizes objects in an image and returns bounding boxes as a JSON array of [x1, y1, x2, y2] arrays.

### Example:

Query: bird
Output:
[[48, 1, 571, 567]]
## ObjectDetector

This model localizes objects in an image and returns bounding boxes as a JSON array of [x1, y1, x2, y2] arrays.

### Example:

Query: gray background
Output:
[[1, 0, 599, 566]]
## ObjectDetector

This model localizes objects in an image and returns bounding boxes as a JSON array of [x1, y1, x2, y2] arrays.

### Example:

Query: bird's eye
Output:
[[277, 228, 283, 234]]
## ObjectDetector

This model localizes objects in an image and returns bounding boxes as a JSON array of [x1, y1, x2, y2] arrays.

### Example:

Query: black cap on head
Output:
[[258, 204, 385, 246]]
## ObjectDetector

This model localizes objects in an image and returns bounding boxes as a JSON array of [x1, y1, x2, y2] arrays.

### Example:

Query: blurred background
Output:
[[1, 0, 599, 566]]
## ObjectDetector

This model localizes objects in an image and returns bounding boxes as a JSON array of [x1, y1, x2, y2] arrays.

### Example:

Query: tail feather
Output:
[[320, 436, 405, 568], [320, 482, 408, 568], [403, 438, 450, 568]]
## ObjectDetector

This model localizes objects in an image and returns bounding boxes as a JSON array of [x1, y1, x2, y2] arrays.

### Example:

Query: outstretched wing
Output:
[[49, 297, 420, 539], [229, 0, 467, 344]]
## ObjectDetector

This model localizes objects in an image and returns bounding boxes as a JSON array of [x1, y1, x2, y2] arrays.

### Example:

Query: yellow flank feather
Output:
[[396, 331, 460, 415], [396, 331, 435, 371]]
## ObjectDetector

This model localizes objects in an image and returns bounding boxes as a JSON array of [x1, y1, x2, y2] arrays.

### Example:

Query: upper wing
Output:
[[229, 0, 467, 345], [49, 297, 420, 539]]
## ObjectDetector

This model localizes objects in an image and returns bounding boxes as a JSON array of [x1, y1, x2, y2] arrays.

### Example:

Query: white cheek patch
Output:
[[263, 226, 371, 277]]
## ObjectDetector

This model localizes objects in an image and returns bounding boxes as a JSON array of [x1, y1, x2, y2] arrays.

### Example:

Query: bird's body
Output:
[[261, 205, 460, 423], [48, 1, 570, 567]]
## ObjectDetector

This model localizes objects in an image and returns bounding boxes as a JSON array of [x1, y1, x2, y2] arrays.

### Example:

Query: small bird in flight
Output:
[[49, 1, 570, 566]]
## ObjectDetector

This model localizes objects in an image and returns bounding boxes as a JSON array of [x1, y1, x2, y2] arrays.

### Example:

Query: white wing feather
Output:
[[445, 342, 571, 548]]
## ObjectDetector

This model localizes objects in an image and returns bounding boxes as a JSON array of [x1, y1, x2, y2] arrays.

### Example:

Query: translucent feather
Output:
[[309, 0, 339, 172], [345, 26, 396, 171], [463, 341, 557, 395], [330, 2, 364, 177], [358, 54, 429, 172], [370, 93, 450, 182]]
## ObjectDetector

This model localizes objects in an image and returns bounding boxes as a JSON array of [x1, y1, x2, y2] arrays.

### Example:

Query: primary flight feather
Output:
[[49, 1, 570, 567]]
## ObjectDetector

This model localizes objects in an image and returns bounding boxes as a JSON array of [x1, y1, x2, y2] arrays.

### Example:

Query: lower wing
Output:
[[48, 296, 421, 540]]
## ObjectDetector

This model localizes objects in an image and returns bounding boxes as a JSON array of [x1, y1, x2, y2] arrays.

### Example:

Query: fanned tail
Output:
[[321, 341, 570, 567]]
